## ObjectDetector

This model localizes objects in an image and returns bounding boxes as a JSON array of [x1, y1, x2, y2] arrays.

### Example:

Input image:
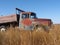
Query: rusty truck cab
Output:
[[19, 12, 37, 30]]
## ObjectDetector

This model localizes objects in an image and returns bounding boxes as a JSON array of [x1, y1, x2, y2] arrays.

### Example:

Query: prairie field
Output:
[[0, 24, 60, 45]]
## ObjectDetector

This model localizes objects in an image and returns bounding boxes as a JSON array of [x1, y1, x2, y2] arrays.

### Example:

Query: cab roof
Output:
[[20, 12, 36, 15]]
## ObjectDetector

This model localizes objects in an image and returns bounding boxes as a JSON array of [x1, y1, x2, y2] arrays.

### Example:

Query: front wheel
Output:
[[34, 24, 50, 32]]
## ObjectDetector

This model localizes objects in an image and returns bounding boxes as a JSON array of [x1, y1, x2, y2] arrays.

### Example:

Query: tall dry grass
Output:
[[0, 24, 60, 45]]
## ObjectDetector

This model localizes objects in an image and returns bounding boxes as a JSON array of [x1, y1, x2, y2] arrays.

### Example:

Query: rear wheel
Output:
[[0, 26, 6, 31]]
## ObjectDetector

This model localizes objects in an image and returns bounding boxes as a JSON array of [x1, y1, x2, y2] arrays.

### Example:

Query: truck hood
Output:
[[31, 18, 52, 25]]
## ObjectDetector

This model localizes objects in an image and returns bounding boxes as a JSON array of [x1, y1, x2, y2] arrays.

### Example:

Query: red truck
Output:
[[0, 8, 52, 31]]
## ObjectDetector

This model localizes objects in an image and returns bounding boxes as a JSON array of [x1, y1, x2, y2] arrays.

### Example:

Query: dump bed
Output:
[[0, 14, 17, 23]]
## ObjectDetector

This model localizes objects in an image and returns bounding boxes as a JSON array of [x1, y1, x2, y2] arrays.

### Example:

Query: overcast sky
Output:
[[0, 0, 60, 24]]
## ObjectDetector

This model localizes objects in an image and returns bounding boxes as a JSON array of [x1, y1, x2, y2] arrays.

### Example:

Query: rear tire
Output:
[[0, 26, 6, 31]]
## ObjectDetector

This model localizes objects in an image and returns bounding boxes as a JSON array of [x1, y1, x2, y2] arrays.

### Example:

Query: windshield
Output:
[[22, 12, 36, 19], [22, 14, 29, 19]]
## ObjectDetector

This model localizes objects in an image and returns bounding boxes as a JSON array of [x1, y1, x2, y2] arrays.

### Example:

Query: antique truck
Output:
[[0, 8, 52, 31]]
